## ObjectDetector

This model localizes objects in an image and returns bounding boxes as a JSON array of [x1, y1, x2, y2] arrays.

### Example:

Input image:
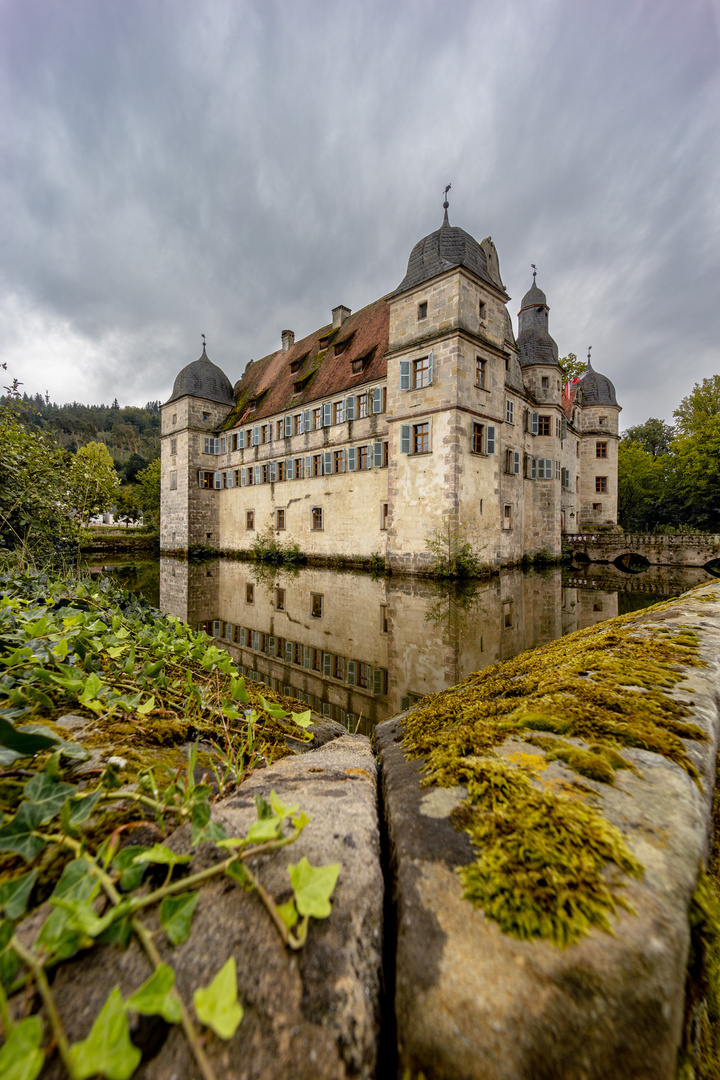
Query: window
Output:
[[593, 502, 602, 510], [538, 415, 551, 436], [599, 416, 607, 426], [168, 471, 177, 490], [503, 505, 512, 530], [313, 454, 322, 476], [172, 413, 177, 425], [381, 503, 389, 530], [275, 587, 285, 610], [472, 423, 495, 455], [358, 394, 368, 419], [294, 457, 302, 478], [413, 422, 429, 454], [479, 300, 487, 322], [536, 458, 553, 479], [233, 469, 241, 486], [334, 450, 345, 473], [413, 356, 431, 389], [311, 593, 323, 618], [418, 301, 428, 320], [294, 414, 303, 435], [246, 510, 255, 530], [313, 407, 322, 430], [277, 461, 286, 481], [276, 508, 285, 530], [198, 471, 214, 489], [506, 401, 514, 424], [503, 600, 513, 629], [596, 441, 608, 458], [319, 335, 330, 349], [312, 507, 323, 531], [541, 376, 549, 389], [595, 476, 608, 493], [246, 584, 254, 604], [333, 655, 345, 681], [476, 357, 486, 388], [170, 437, 177, 455], [358, 445, 370, 470], [334, 401, 345, 425]]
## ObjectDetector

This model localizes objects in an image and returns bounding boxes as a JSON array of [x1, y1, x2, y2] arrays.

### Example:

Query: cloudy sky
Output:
[[0, 0, 718, 428]]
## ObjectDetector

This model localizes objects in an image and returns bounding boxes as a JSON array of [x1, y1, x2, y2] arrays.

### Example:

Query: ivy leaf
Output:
[[159, 891, 200, 945], [70, 986, 142, 1080], [269, 790, 299, 820], [246, 816, 282, 843], [0, 869, 38, 918], [277, 899, 298, 931], [52, 636, 69, 660], [0, 1014, 45, 1080], [69, 787, 104, 825], [0, 717, 56, 757], [0, 919, 20, 989], [125, 963, 182, 1024], [254, 794, 273, 819], [131, 844, 191, 869], [0, 803, 46, 862], [190, 799, 226, 845], [136, 695, 155, 716], [193, 957, 243, 1040], [230, 676, 250, 702], [260, 696, 287, 719], [24, 773, 76, 823], [225, 860, 252, 888], [291, 710, 313, 730], [288, 857, 340, 919]]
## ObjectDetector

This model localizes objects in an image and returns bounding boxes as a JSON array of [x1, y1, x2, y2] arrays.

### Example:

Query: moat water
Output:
[[92, 556, 714, 737]]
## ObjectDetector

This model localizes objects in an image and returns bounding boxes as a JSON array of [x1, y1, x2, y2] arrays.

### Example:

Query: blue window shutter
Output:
[[221, 437, 226, 454], [373, 669, 383, 696], [514, 451, 520, 475], [285, 642, 293, 663], [348, 447, 356, 471], [239, 430, 246, 448], [427, 350, 434, 385], [323, 402, 332, 426], [346, 396, 355, 420], [323, 652, 332, 676], [487, 426, 496, 454], [241, 468, 247, 486], [346, 661, 357, 686], [531, 412, 539, 435], [287, 458, 294, 480], [305, 455, 311, 477], [214, 472, 222, 489], [373, 441, 382, 467], [284, 415, 291, 437], [400, 360, 410, 390], [270, 462, 277, 482], [324, 451, 332, 475], [304, 409, 311, 431], [372, 387, 382, 413], [400, 425, 411, 454]]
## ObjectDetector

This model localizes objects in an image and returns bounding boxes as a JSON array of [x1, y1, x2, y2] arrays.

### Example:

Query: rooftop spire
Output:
[[586, 345, 593, 370], [442, 183, 451, 226], [201, 333, 208, 359], [531, 263, 537, 282]]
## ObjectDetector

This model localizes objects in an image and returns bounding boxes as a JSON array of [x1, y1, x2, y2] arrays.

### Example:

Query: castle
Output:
[[160, 207, 620, 571]]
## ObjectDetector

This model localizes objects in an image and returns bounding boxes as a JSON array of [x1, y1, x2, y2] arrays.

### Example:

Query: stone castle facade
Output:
[[160, 210, 620, 571]]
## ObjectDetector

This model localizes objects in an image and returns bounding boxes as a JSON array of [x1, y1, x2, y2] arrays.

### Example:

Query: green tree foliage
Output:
[[617, 442, 667, 532], [67, 442, 121, 527], [674, 376, 720, 437], [559, 353, 586, 383], [622, 417, 674, 457], [134, 458, 161, 526]]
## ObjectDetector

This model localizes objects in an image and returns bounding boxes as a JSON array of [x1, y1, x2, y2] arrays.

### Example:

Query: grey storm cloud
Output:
[[0, 0, 718, 427]]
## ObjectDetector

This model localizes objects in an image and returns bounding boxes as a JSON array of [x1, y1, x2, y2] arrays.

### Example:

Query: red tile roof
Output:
[[223, 298, 389, 429]]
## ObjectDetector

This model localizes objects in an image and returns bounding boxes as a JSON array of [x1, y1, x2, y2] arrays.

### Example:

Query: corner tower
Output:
[[160, 344, 234, 552], [574, 354, 621, 529]]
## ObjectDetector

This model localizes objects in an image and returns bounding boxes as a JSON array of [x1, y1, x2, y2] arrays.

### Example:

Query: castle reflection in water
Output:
[[158, 557, 711, 736]]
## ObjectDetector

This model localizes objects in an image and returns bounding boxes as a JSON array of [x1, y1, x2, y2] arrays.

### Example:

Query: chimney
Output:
[[332, 305, 351, 329], [281, 330, 295, 352]]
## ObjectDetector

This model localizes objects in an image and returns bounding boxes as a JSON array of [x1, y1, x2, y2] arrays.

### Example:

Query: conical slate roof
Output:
[[519, 282, 547, 311], [576, 360, 618, 406], [391, 212, 499, 296], [517, 275, 559, 368], [166, 347, 234, 406]]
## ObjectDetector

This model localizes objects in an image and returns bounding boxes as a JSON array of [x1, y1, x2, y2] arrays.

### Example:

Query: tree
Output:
[[621, 418, 674, 457], [617, 442, 667, 531], [559, 353, 586, 383], [669, 414, 720, 531], [67, 442, 120, 527], [134, 458, 161, 527], [673, 375, 720, 437]]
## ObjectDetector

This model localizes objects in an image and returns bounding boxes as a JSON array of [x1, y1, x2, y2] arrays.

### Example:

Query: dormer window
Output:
[[334, 341, 348, 356], [352, 359, 364, 374], [418, 301, 428, 320], [290, 360, 301, 373], [318, 335, 330, 349], [294, 380, 304, 393]]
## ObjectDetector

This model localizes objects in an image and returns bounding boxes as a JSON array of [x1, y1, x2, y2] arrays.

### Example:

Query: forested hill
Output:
[[3, 392, 161, 482]]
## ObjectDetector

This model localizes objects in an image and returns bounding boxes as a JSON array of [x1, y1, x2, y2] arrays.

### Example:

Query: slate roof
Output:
[[576, 362, 619, 407], [166, 348, 235, 406], [390, 214, 500, 296], [519, 282, 547, 312], [224, 298, 390, 429]]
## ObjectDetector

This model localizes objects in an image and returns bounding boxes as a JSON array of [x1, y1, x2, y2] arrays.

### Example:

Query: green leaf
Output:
[[0, 869, 37, 918], [0, 1014, 45, 1080], [131, 844, 191, 869], [246, 816, 282, 843], [0, 803, 46, 862], [225, 860, 252, 888], [125, 963, 182, 1024], [260, 696, 287, 719], [269, 790, 299, 820], [70, 986, 142, 1080], [24, 773, 76, 823], [136, 695, 155, 716], [254, 793, 273, 819], [49, 897, 116, 940], [193, 957, 243, 1040], [80, 672, 105, 703], [52, 637, 69, 660], [288, 857, 340, 919], [69, 787, 104, 825], [159, 891, 200, 945], [0, 717, 56, 757], [277, 899, 298, 931], [291, 709, 313, 729], [230, 676, 250, 702]]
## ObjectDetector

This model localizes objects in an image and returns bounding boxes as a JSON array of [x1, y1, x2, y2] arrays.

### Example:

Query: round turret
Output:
[[576, 359, 618, 407], [166, 347, 234, 406], [392, 211, 499, 296], [517, 274, 559, 367]]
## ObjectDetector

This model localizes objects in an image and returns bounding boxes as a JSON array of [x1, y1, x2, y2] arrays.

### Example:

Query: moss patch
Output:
[[401, 604, 707, 947]]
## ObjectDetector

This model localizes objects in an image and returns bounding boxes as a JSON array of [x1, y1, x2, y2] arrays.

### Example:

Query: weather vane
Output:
[[202, 333, 206, 349], [443, 183, 451, 209], [531, 263, 537, 282], [587, 345, 592, 365]]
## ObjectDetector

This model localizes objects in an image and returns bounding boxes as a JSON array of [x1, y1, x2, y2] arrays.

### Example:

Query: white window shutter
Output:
[[339, 400, 345, 423], [372, 387, 382, 413], [427, 349, 433, 385], [198, 471, 204, 488], [487, 426, 496, 454], [305, 455, 311, 477], [253, 465, 261, 485], [323, 652, 332, 676], [324, 451, 332, 474], [241, 468, 247, 486], [348, 447, 357, 471], [531, 412, 539, 435], [400, 425, 411, 454], [346, 661, 357, 686], [287, 458, 294, 480], [214, 472, 222, 489], [270, 462, 277, 482], [339, 450, 346, 473], [239, 430, 246, 449], [400, 360, 410, 390], [513, 451, 520, 475], [373, 441, 382, 466], [226, 471, 233, 488], [346, 396, 355, 420], [323, 402, 332, 426], [304, 409, 311, 431], [285, 642, 293, 663]]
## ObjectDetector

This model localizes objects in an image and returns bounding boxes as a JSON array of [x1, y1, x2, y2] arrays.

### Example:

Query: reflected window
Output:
[[246, 584, 254, 604], [311, 593, 323, 618], [275, 588, 285, 611], [246, 510, 255, 530]]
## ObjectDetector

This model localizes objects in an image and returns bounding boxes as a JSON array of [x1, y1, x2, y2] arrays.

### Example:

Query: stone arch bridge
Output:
[[563, 532, 720, 573]]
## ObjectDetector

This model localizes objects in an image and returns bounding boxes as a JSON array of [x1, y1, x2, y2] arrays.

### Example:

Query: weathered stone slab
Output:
[[376, 583, 720, 1080], [35, 734, 383, 1080]]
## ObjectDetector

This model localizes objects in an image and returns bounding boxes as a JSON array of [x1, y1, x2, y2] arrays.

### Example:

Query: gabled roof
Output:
[[224, 298, 389, 428]]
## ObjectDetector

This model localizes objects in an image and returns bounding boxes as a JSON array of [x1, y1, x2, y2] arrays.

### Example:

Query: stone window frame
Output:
[[537, 415, 552, 437], [596, 441, 608, 459], [476, 357, 486, 389], [418, 300, 428, 320], [276, 508, 286, 531], [311, 507, 323, 531], [595, 476, 608, 493], [169, 471, 177, 490], [246, 510, 255, 530]]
